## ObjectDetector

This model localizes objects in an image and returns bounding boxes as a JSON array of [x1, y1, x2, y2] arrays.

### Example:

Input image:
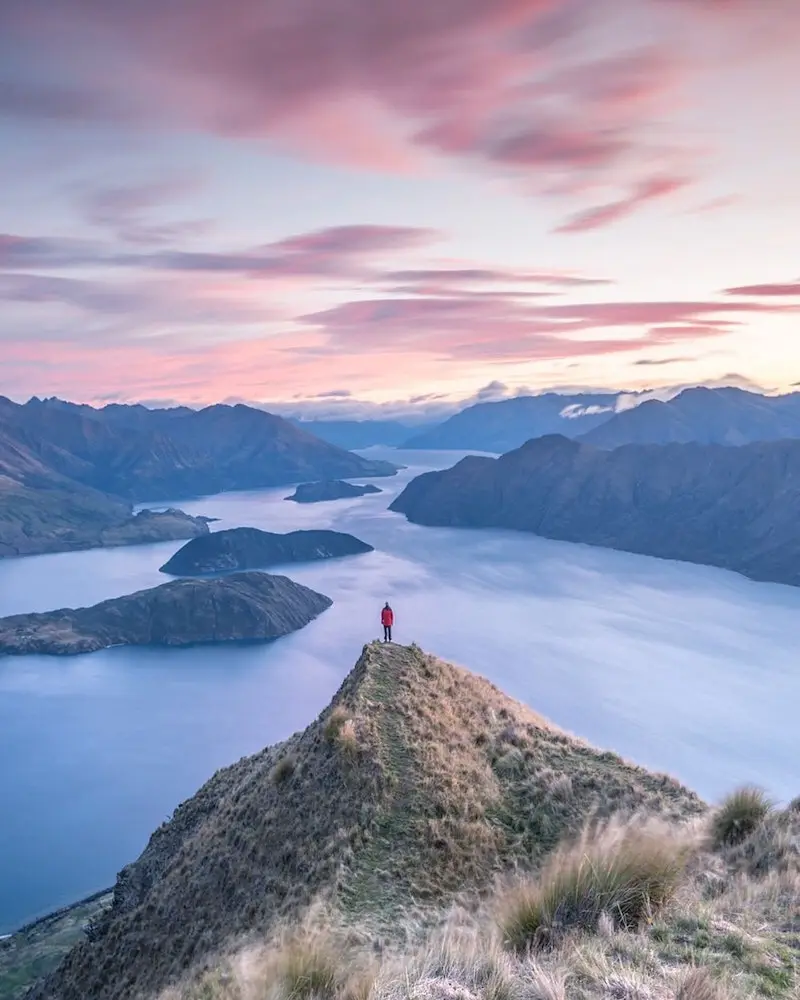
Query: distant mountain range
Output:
[[390, 433, 800, 587], [579, 386, 800, 448], [290, 419, 425, 449], [402, 387, 800, 453], [403, 392, 619, 451], [0, 397, 397, 558]]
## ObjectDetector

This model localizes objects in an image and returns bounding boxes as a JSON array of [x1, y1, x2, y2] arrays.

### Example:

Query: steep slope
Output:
[[30, 643, 703, 1000], [0, 406, 208, 558], [581, 386, 800, 448], [0, 571, 331, 655], [160, 527, 373, 575], [13, 398, 398, 499], [390, 434, 800, 586], [403, 393, 619, 452]]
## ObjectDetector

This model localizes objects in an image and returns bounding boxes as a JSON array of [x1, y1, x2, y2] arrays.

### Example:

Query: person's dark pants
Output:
[[383, 625, 392, 642]]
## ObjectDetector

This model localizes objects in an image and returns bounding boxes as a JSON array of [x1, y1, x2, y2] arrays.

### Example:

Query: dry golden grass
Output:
[[164, 790, 799, 1000], [324, 706, 351, 743], [27, 643, 705, 1000], [497, 819, 694, 951], [709, 787, 773, 849]]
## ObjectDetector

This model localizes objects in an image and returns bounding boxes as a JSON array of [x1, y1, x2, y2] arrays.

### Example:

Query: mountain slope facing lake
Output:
[[28, 642, 702, 1000], [1, 397, 398, 502], [160, 527, 373, 575], [0, 572, 331, 655], [390, 434, 800, 587], [0, 405, 209, 558]]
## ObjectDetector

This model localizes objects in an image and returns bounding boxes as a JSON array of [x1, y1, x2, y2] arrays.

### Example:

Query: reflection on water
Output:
[[0, 447, 798, 931]]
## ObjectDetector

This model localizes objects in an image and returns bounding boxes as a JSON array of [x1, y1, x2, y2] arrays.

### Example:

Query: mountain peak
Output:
[[32, 643, 703, 1000]]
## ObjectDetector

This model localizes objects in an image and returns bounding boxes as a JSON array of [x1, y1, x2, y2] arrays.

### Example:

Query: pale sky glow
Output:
[[1, 0, 799, 412]]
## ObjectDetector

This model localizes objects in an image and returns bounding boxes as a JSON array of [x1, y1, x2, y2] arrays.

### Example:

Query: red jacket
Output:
[[381, 606, 394, 626]]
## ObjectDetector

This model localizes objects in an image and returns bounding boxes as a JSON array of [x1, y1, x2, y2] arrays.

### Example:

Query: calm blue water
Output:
[[1, 447, 799, 932]]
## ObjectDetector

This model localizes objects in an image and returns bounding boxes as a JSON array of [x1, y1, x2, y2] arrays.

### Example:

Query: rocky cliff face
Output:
[[390, 434, 800, 587], [284, 480, 382, 503], [160, 527, 374, 575], [0, 571, 332, 655]]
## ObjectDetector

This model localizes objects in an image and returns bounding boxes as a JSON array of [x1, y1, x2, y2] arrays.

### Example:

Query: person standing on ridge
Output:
[[381, 602, 394, 642]]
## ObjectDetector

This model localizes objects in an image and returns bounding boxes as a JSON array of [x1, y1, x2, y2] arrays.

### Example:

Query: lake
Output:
[[1, 446, 798, 932]]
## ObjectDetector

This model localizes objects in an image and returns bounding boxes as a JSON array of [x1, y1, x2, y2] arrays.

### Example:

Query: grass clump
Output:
[[675, 967, 727, 1000], [710, 787, 772, 849], [260, 926, 376, 1000], [271, 753, 297, 785], [324, 706, 351, 743], [498, 819, 692, 951]]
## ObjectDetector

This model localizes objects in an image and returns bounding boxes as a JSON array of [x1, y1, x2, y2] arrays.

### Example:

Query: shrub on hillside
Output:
[[710, 787, 772, 849], [271, 754, 297, 785], [497, 820, 691, 951], [324, 706, 350, 743]]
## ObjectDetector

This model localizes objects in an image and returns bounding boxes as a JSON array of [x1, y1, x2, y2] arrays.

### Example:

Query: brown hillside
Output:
[[30, 643, 704, 1000]]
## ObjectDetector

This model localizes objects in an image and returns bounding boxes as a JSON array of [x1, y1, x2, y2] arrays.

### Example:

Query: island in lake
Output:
[[160, 527, 373, 576], [0, 571, 332, 656], [284, 480, 382, 503]]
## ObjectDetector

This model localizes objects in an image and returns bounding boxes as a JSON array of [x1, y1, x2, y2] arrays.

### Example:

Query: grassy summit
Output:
[[29, 643, 705, 1000]]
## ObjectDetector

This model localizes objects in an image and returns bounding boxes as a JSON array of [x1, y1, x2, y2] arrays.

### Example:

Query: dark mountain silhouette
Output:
[[160, 527, 373, 575], [0, 404, 208, 558], [390, 434, 800, 587], [4, 397, 397, 501], [579, 386, 800, 448], [403, 393, 619, 452], [285, 480, 382, 503], [0, 571, 331, 655]]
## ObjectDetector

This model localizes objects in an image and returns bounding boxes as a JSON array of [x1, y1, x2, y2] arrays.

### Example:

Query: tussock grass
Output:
[[271, 753, 297, 785], [710, 787, 772, 849], [163, 794, 800, 1000], [24, 643, 704, 1000], [676, 967, 727, 1000], [324, 706, 351, 743], [497, 820, 693, 951]]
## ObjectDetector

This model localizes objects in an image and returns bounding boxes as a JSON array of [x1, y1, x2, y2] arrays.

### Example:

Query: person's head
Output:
[[384, 602, 390, 608]]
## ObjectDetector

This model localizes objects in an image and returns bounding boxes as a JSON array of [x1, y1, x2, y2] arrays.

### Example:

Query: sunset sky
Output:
[[1, 0, 799, 416]]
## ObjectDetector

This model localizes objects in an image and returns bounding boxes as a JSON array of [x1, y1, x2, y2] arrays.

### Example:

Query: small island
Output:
[[160, 527, 374, 576], [284, 480, 382, 504], [0, 572, 332, 656]]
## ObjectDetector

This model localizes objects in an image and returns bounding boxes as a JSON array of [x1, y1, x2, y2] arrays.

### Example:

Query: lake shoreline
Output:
[[4, 887, 113, 940]]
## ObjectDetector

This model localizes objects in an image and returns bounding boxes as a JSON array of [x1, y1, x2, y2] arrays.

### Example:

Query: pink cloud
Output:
[[296, 292, 793, 362], [724, 281, 800, 297], [555, 175, 691, 233], [0, 0, 734, 224], [0, 224, 439, 281]]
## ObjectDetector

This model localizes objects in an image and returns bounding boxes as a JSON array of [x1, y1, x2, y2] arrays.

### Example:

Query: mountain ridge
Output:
[[27, 642, 704, 1000], [390, 433, 800, 587]]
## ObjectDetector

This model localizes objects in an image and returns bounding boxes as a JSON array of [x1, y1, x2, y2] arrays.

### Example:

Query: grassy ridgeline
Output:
[[18, 644, 799, 1000]]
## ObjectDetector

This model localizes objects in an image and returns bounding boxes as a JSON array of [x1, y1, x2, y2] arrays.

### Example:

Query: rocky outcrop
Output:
[[390, 434, 800, 587], [0, 572, 332, 655], [284, 480, 382, 503], [160, 527, 373, 576]]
